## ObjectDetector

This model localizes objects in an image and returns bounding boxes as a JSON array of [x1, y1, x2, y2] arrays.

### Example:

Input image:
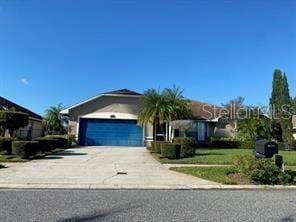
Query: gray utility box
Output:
[[254, 139, 278, 158]]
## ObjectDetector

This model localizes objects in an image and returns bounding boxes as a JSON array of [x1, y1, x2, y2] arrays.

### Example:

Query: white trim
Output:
[[60, 93, 141, 114], [80, 112, 138, 120], [76, 116, 81, 139]]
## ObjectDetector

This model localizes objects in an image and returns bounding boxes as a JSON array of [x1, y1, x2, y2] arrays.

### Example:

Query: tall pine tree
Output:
[[270, 69, 294, 144]]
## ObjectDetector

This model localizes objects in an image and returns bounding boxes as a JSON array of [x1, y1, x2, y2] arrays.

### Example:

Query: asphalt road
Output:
[[0, 190, 295, 222]]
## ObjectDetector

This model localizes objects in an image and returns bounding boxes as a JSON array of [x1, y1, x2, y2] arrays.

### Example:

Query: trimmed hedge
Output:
[[0, 137, 14, 154], [12, 141, 39, 159], [34, 137, 57, 153], [209, 140, 240, 148], [151, 141, 164, 154], [173, 137, 195, 157], [46, 135, 70, 148], [160, 143, 181, 159], [239, 141, 255, 150], [68, 134, 76, 146], [46, 135, 76, 148]]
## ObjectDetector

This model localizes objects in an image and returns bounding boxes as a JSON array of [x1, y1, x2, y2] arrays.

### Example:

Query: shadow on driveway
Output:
[[40, 150, 88, 160]]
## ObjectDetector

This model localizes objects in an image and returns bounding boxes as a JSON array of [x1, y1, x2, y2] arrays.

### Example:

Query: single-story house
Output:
[[60, 89, 220, 147], [292, 115, 296, 140], [0, 96, 44, 139]]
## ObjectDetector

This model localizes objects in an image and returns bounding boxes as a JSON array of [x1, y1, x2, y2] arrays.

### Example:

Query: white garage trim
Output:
[[80, 112, 138, 120]]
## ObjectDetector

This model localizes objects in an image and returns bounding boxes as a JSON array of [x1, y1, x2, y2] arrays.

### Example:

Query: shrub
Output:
[[12, 141, 39, 159], [209, 139, 240, 148], [46, 135, 76, 148], [208, 137, 241, 148], [278, 141, 296, 151], [0, 137, 15, 154], [234, 155, 292, 185], [233, 155, 256, 176], [160, 143, 181, 159], [151, 141, 156, 153], [249, 159, 292, 185], [239, 141, 255, 149], [46, 135, 69, 148], [34, 137, 57, 153], [151, 141, 164, 154], [173, 137, 195, 157], [278, 142, 286, 151], [68, 134, 76, 146]]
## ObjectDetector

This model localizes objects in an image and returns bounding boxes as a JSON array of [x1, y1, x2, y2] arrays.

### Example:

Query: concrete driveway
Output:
[[0, 147, 218, 189]]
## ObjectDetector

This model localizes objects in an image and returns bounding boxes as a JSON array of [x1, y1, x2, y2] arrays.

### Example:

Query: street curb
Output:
[[0, 184, 296, 190]]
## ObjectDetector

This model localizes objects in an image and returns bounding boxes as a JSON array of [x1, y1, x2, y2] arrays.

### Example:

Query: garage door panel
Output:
[[79, 119, 143, 146]]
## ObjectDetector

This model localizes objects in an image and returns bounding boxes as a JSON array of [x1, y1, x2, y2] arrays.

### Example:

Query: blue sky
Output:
[[0, 0, 296, 115]]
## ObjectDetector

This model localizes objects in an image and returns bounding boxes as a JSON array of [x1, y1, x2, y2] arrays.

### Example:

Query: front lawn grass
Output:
[[171, 166, 239, 185], [171, 166, 296, 185], [154, 148, 296, 166]]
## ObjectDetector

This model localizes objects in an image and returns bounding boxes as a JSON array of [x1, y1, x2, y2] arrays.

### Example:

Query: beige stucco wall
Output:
[[16, 119, 44, 139], [69, 96, 141, 122], [67, 95, 153, 145]]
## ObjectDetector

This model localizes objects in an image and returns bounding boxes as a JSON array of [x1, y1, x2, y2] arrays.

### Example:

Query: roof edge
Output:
[[60, 93, 141, 114]]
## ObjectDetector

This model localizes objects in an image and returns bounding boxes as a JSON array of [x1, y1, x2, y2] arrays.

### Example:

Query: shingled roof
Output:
[[0, 96, 43, 121], [190, 100, 220, 120], [103, 89, 142, 96]]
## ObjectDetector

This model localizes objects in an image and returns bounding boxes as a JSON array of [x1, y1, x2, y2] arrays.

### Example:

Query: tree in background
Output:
[[0, 111, 29, 137], [138, 86, 191, 141], [237, 109, 272, 141], [43, 104, 66, 135], [220, 97, 273, 141], [270, 69, 294, 144]]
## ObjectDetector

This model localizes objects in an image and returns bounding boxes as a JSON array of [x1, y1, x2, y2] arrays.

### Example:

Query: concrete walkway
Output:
[[0, 147, 218, 189]]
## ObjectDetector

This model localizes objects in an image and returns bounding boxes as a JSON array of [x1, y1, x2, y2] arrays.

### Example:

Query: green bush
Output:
[[249, 159, 292, 185], [239, 141, 255, 149], [68, 134, 76, 146], [12, 141, 39, 159], [208, 137, 240, 148], [233, 155, 256, 176], [160, 143, 181, 159], [46, 135, 69, 148], [34, 137, 57, 153], [0, 137, 15, 154], [278, 142, 286, 151], [151, 141, 164, 154], [278, 141, 296, 151], [234, 155, 292, 185], [151, 141, 156, 152], [173, 137, 195, 157]]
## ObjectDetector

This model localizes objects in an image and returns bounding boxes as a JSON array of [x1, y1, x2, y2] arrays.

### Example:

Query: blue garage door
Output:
[[78, 119, 143, 146]]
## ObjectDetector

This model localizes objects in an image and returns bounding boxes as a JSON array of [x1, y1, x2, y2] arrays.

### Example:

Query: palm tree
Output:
[[43, 104, 66, 135], [138, 86, 192, 141], [163, 86, 192, 121]]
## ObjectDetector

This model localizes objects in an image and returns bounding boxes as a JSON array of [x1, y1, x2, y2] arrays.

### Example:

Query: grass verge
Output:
[[171, 166, 239, 185], [153, 148, 296, 166]]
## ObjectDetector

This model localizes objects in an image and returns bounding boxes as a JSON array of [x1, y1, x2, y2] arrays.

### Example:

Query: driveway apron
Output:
[[0, 147, 218, 189]]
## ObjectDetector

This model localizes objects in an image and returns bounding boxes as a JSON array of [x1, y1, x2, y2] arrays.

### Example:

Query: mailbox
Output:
[[254, 139, 278, 158]]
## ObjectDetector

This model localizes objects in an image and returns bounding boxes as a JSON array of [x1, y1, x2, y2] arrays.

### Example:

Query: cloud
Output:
[[21, 78, 29, 85]]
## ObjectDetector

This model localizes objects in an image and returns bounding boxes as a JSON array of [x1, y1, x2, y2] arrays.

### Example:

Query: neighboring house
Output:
[[177, 101, 219, 141], [0, 96, 44, 139], [292, 115, 296, 140], [60, 89, 220, 147]]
